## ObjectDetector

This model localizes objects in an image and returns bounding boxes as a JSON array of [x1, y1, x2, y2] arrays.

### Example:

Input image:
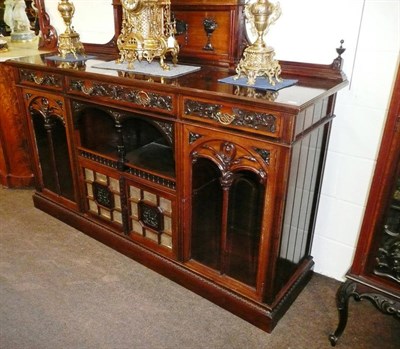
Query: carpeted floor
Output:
[[0, 187, 399, 349]]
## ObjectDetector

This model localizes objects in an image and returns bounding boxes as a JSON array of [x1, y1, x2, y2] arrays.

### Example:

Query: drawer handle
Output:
[[81, 85, 94, 95], [137, 91, 151, 106], [33, 75, 44, 85], [215, 111, 235, 125]]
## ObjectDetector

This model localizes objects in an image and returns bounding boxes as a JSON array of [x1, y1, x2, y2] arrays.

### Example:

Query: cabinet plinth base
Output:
[[33, 192, 314, 333], [0, 173, 34, 188]]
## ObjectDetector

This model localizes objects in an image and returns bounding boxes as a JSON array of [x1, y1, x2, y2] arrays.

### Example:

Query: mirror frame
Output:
[[34, 0, 57, 49], [33, 0, 121, 54]]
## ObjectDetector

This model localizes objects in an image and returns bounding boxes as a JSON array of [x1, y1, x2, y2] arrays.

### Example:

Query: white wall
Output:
[[304, 0, 399, 280], [43, 0, 400, 281]]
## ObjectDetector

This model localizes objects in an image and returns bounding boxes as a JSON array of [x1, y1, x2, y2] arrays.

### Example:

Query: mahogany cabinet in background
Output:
[[0, 63, 34, 188], [329, 64, 400, 346]]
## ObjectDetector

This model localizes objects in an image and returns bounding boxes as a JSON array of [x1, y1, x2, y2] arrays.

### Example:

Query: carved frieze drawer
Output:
[[182, 96, 282, 139], [67, 78, 176, 117], [18, 69, 63, 91]]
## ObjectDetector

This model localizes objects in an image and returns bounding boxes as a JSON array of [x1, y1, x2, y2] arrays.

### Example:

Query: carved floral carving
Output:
[[20, 69, 62, 87], [69, 80, 173, 111], [93, 182, 114, 209], [28, 96, 65, 126], [192, 141, 266, 185], [184, 99, 277, 133]]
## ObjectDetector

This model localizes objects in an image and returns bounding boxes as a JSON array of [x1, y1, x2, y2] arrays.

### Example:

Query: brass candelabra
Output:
[[235, 0, 282, 86], [57, 0, 85, 59]]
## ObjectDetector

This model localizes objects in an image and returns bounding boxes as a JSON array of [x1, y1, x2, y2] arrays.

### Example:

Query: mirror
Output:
[[0, 0, 118, 52], [31, 0, 120, 54], [34, 0, 120, 54], [55, 0, 116, 45], [34, 0, 57, 49], [76, 0, 121, 55]]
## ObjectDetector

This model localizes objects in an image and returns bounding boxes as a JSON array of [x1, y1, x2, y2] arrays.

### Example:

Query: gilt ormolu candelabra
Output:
[[235, 0, 282, 86], [117, 0, 179, 70], [57, 0, 85, 59]]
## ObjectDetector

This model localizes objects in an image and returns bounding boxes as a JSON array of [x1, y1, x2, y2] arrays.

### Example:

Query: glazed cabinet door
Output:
[[181, 124, 281, 299], [23, 89, 78, 208]]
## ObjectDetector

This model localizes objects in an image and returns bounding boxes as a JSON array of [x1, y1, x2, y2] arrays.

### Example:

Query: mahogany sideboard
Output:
[[7, 51, 347, 332]]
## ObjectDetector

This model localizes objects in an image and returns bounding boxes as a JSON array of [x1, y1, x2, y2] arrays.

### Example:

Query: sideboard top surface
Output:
[[8, 53, 348, 112]]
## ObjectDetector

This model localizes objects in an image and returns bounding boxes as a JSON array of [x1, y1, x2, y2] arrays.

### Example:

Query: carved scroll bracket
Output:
[[34, 0, 58, 50]]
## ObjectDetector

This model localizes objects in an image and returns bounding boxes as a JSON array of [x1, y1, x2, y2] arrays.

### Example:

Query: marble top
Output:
[[0, 36, 43, 62]]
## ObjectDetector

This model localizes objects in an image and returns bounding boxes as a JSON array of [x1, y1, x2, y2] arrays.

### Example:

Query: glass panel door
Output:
[[191, 158, 222, 271], [32, 112, 75, 201], [225, 172, 264, 286], [190, 158, 264, 287]]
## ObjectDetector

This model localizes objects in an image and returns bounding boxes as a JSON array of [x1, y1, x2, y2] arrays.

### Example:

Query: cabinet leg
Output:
[[329, 279, 400, 346], [329, 280, 356, 346]]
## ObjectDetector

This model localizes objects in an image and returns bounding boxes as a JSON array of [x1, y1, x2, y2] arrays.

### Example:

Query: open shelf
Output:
[[74, 103, 175, 178], [125, 140, 175, 178]]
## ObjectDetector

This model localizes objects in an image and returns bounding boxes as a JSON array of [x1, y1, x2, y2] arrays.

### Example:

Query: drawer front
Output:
[[18, 69, 63, 91], [67, 78, 176, 117], [182, 96, 283, 139]]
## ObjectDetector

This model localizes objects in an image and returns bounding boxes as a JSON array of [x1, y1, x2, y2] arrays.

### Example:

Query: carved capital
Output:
[[28, 96, 65, 126]]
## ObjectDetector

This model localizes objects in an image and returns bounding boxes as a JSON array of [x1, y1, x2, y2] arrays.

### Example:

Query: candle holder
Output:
[[117, 0, 179, 70], [57, 0, 85, 59], [235, 0, 281, 86]]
